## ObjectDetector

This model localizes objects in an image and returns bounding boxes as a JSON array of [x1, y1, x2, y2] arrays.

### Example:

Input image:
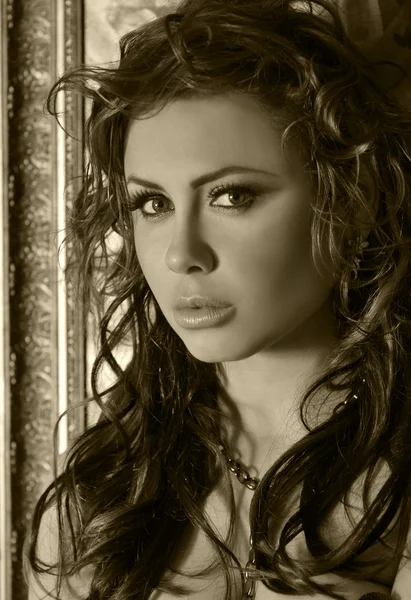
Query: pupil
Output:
[[231, 192, 242, 203], [154, 199, 165, 211]]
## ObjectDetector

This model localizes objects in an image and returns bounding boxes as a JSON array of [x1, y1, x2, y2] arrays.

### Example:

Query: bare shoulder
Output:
[[25, 504, 92, 600]]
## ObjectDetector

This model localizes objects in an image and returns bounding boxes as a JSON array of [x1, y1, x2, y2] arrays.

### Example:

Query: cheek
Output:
[[236, 201, 311, 276], [133, 227, 168, 295], [133, 229, 156, 278], [234, 204, 328, 309]]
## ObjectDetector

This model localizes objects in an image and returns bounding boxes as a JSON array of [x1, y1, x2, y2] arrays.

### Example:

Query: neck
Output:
[[217, 306, 344, 474]]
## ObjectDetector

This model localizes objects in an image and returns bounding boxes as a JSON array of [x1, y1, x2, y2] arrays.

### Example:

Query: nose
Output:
[[165, 218, 215, 274]]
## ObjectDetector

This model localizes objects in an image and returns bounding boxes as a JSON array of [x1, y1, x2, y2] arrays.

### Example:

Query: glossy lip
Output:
[[173, 305, 236, 329], [174, 295, 232, 310]]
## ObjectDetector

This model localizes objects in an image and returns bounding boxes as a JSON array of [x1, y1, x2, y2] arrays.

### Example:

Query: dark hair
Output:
[[25, 1, 411, 599]]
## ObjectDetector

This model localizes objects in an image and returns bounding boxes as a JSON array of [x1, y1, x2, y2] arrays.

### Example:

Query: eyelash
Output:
[[127, 180, 260, 220]]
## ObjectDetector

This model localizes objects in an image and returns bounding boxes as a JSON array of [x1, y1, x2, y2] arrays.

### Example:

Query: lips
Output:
[[174, 295, 231, 310]]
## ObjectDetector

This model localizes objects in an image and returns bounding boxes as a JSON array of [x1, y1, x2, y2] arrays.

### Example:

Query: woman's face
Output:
[[124, 94, 335, 363]]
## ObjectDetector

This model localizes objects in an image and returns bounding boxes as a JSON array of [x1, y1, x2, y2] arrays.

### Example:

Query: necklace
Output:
[[220, 379, 365, 599], [219, 444, 260, 599]]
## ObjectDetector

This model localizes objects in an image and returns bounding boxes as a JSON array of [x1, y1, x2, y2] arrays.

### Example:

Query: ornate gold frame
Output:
[[1, 0, 11, 596], [0, 1, 85, 598]]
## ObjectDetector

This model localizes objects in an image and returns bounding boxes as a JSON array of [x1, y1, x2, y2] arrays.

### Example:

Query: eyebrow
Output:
[[126, 166, 278, 191]]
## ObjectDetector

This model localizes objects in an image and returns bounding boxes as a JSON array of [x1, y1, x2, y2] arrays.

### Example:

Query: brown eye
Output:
[[208, 183, 258, 209], [143, 197, 173, 215], [216, 190, 250, 206]]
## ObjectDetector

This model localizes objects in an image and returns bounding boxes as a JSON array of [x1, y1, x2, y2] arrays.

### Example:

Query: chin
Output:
[[180, 334, 263, 364], [187, 347, 246, 364]]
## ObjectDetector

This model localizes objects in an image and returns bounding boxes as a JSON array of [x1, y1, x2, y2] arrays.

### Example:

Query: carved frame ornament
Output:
[[0, 1, 85, 599]]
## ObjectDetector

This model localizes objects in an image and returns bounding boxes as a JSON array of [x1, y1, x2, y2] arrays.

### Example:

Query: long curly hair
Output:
[[25, 0, 411, 598]]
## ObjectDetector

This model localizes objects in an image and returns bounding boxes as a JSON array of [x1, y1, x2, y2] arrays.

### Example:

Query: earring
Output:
[[348, 234, 369, 280]]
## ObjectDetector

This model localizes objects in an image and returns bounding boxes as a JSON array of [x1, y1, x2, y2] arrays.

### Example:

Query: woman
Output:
[[25, 0, 411, 598]]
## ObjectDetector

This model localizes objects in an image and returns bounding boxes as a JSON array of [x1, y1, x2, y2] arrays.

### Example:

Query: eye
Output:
[[208, 182, 259, 211], [128, 190, 174, 218], [142, 197, 173, 216]]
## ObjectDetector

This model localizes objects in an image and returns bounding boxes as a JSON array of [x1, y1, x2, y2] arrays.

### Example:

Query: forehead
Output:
[[123, 94, 301, 181]]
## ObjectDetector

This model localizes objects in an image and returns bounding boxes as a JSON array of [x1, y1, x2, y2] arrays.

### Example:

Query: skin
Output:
[[124, 94, 341, 444], [125, 94, 335, 357]]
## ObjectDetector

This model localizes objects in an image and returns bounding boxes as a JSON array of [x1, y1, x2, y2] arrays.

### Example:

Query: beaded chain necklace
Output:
[[219, 445, 260, 599], [221, 380, 365, 600]]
